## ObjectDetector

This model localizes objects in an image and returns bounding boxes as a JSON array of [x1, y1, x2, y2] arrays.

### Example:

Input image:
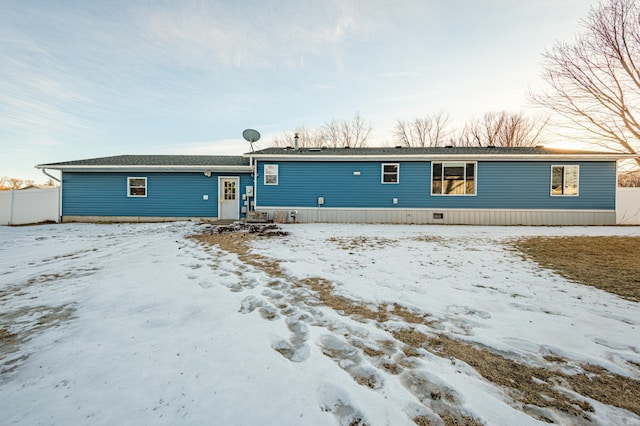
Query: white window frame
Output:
[[381, 163, 399, 184], [264, 164, 279, 185], [550, 165, 579, 196], [431, 161, 476, 196], [127, 177, 147, 198]]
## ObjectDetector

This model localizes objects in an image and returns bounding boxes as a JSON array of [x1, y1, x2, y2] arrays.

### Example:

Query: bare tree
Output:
[[457, 111, 548, 147], [532, 0, 640, 165], [0, 177, 34, 189], [271, 126, 326, 148], [394, 111, 450, 147], [323, 112, 372, 148]]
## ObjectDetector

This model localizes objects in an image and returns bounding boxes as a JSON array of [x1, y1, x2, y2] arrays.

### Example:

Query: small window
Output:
[[128, 177, 147, 197], [382, 163, 399, 184], [223, 180, 236, 200], [551, 165, 579, 196], [432, 162, 475, 195], [264, 164, 278, 185]]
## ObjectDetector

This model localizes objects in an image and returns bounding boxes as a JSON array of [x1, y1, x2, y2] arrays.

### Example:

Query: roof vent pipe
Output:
[[294, 133, 299, 150]]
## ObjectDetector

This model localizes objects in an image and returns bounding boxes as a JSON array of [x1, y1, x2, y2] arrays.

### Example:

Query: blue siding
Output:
[[256, 161, 615, 210], [63, 172, 253, 217]]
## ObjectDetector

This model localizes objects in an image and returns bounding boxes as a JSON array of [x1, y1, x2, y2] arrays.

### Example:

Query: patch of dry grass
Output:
[[513, 236, 640, 301], [327, 236, 398, 251], [393, 327, 640, 420], [1, 304, 76, 376], [192, 232, 287, 278], [297, 277, 384, 320], [195, 225, 640, 422]]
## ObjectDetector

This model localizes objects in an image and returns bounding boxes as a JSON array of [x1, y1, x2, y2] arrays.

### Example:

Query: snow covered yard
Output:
[[0, 222, 639, 425]]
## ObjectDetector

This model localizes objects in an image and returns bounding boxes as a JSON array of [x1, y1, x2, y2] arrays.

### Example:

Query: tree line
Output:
[[271, 110, 549, 149], [271, 0, 640, 168], [0, 177, 57, 190]]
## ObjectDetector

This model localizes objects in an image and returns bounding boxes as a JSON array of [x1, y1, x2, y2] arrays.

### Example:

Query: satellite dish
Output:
[[242, 129, 260, 152]]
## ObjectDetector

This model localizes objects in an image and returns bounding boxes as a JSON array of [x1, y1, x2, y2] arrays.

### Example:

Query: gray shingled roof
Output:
[[38, 155, 250, 167], [249, 146, 612, 156]]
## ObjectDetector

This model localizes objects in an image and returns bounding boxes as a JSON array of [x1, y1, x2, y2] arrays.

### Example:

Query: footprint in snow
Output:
[[198, 280, 213, 289], [317, 334, 384, 390], [239, 296, 265, 313], [271, 338, 310, 362], [317, 383, 369, 426]]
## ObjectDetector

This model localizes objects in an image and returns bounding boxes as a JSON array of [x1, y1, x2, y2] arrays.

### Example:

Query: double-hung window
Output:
[[431, 162, 476, 195], [264, 164, 279, 185], [382, 163, 399, 184], [127, 177, 147, 197], [551, 165, 579, 196]]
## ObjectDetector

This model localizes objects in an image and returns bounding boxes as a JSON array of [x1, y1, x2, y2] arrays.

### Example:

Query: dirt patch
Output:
[[297, 277, 384, 320], [413, 415, 433, 426], [192, 224, 288, 278], [513, 236, 640, 302], [327, 236, 398, 251], [1, 304, 76, 376], [426, 333, 640, 420], [438, 413, 485, 426], [392, 328, 430, 348]]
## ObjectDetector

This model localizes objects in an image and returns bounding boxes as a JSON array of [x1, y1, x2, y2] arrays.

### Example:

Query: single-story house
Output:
[[36, 146, 634, 225]]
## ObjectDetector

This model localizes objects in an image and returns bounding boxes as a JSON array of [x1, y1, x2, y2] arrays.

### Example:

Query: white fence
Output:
[[617, 188, 640, 225], [0, 188, 60, 226]]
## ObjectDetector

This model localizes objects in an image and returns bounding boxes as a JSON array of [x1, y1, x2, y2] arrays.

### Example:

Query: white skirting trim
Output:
[[255, 208, 616, 226]]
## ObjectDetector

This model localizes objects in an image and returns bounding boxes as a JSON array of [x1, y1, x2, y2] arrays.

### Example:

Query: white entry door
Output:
[[218, 177, 239, 220]]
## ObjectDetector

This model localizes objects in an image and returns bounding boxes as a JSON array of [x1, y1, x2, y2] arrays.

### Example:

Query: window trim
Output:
[[550, 165, 580, 196], [381, 163, 399, 184], [127, 177, 147, 198], [264, 164, 279, 186], [430, 161, 477, 196]]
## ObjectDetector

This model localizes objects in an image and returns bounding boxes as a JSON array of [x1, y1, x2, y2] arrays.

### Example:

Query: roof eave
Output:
[[247, 153, 633, 161], [35, 165, 253, 172]]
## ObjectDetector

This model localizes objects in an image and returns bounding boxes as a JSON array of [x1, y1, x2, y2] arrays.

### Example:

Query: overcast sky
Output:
[[1, 0, 599, 182]]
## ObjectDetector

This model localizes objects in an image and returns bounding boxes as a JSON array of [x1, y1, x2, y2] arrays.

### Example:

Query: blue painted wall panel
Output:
[[255, 161, 615, 210], [63, 172, 253, 217]]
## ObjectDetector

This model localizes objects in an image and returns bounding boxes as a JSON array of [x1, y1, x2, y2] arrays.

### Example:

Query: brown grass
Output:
[[412, 415, 433, 426], [427, 333, 640, 420], [513, 236, 640, 301], [327, 236, 398, 251], [194, 226, 640, 421], [1, 304, 76, 375], [192, 232, 287, 278], [297, 277, 383, 320]]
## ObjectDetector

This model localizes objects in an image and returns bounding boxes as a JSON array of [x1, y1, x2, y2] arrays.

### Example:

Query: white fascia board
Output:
[[34, 165, 253, 172], [248, 153, 633, 162]]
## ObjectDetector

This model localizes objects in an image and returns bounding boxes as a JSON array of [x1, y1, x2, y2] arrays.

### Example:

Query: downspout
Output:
[[38, 167, 62, 223], [39, 167, 61, 183]]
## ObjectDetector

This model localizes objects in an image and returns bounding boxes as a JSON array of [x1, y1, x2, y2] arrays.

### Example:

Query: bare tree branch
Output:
[[457, 111, 549, 147], [323, 112, 372, 147], [532, 0, 640, 165], [394, 111, 450, 147], [271, 126, 326, 148]]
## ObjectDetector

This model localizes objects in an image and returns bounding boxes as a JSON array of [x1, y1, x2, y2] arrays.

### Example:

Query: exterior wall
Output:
[[62, 172, 253, 219], [0, 187, 60, 225], [261, 207, 616, 225], [255, 160, 616, 210], [617, 187, 640, 224]]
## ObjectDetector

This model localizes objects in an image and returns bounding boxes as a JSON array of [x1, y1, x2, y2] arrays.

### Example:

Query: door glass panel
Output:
[[224, 181, 236, 200]]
